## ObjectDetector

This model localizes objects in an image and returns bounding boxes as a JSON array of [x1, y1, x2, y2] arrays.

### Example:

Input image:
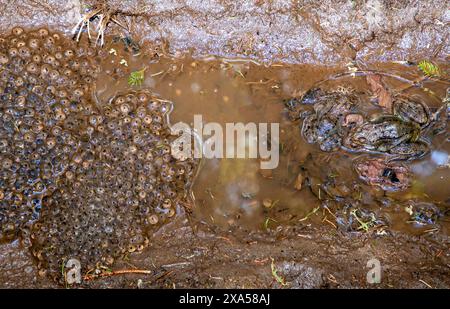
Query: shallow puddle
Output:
[[0, 25, 448, 288], [95, 39, 449, 236]]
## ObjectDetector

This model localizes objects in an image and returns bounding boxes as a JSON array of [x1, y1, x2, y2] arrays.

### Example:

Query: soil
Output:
[[0, 0, 448, 65], [0, 0, 449, 289]]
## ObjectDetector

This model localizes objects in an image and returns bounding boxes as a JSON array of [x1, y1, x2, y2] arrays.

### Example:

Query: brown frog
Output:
[[387, 140, 429, 161], [292, 87, 431, 160], [343, 115, 421, 153], [393, 96, 430, 128], [300, 89, 360, 152]]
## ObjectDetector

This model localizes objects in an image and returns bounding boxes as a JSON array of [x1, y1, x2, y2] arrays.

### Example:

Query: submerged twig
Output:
[[299, 206, 319, 222], [83, 269, 153, 281]]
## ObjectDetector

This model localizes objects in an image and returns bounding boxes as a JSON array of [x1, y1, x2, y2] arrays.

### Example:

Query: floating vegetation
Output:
[[418, 60, 441, 78], [128, 68, 146, 86]]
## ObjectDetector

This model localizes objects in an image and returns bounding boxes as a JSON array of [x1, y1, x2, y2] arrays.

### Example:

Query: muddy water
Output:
[[95, 39, 449, 236], [0, 28, 448, 288]]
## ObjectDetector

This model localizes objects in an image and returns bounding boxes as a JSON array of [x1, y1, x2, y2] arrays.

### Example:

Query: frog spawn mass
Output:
[[0, 27, 99, 241], [0, 27, 198, 281], [30, 91, 198, 282]]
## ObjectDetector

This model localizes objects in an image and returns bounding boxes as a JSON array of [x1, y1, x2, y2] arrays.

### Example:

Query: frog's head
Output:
[[393, 97, 430, 127]]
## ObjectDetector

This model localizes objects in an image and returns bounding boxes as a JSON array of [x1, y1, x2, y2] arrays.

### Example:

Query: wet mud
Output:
[[0, 1, 448, 65]]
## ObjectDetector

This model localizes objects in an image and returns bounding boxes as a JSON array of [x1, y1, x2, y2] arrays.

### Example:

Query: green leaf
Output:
[[418, 60, 441, 77], [270, 258, 287, 286], [128, 68, 146, 86]]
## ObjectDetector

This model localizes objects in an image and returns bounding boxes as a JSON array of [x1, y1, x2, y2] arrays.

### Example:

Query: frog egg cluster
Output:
[[30, 91, 198, 282], [0, 27, 99, 241]]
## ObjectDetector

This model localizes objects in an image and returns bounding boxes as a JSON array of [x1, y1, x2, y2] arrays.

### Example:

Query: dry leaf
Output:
[[366, 74, 393, 111], [263, 198, 273, 208], [260, 168, 273, 179], [294, 173, 303, 190]]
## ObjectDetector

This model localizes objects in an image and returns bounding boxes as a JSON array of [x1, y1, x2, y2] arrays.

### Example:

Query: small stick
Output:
[[323, 205, 337, 219], [419, 279, 433, 288], [322, 216, 337, 229], [83, 269, 153, 281]]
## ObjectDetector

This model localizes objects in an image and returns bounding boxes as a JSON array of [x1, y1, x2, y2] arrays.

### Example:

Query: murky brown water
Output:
[[95, 38, 449, 235]]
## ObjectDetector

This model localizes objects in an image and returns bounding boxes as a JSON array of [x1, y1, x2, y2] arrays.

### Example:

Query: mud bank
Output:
[[0, 0, 448, 65], [2, 219, 449, 288]]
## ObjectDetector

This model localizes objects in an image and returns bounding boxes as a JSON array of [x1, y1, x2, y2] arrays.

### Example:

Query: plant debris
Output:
[[72, 5, 127, 46], [350, 209, 376, 232], [128, 68, 146, 86], [270, 258, 287, 286], [366, 74, 393, 111], [418, 60, 441, 78], [299, 206, 320, 222]]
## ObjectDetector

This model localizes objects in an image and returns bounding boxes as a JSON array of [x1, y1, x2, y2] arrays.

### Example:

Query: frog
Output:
[[386, 140, 429, 161], [299, 89, 360, 152], [284, 88, 325, 112], [407, 202, 442, 226], [302, 114, 342, 151], [353, 157, 411, 191], [342, 115, 421, 153], [392, 96, 430, 128]]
